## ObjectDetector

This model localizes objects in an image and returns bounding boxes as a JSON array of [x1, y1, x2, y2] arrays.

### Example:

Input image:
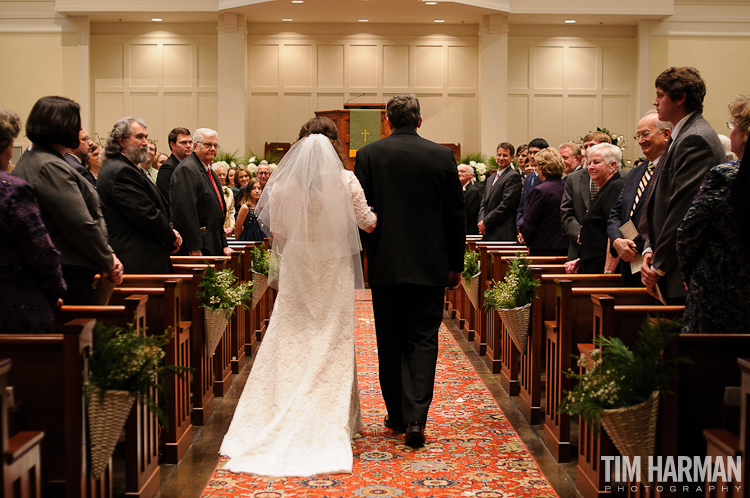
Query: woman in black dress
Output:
[[235, 177, 265, 241]]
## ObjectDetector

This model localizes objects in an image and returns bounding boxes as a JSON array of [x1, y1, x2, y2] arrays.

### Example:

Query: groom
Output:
[[355, 94, 465, 448]]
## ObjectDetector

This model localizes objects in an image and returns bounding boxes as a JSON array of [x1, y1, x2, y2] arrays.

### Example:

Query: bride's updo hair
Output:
[[297, 116, 346, 166]]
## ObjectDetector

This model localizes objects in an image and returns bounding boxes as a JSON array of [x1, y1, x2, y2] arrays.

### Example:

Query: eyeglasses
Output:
[[200, 142, 219, 149], [727, 121, 735, 130], [256, 171, 270, 176], [633, 130, 654, 140]]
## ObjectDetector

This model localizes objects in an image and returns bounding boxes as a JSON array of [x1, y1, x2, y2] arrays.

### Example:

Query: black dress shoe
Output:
[[384, 416, 405, 432], [404, 422, 425, 448]]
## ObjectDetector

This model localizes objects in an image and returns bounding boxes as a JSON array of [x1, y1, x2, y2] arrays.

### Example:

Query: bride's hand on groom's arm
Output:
[[447, 270, 461, 290]]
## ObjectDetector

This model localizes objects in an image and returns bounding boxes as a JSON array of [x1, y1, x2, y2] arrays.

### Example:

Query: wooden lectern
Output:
[[315, 103, 389, 170]]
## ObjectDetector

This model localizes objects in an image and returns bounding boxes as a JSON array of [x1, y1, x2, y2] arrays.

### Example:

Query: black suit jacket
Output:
[[479, 167, 522, 241], [580, 173, 624, 274], [515, 171, 539, 227], [97, 154, 176, 274], [463, 182, 483, 236], [607, 160, 651, 284], [646, 113, 725, 299], [354, 127, 465, 287], [560, 167, 591, 260], [156, 153, 180, 205], [170, 152, 227, 256], [65, 153, 96, 187]]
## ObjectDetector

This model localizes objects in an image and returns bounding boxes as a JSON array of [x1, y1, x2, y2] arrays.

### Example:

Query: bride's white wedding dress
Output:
[[219, 136, 376, 477]]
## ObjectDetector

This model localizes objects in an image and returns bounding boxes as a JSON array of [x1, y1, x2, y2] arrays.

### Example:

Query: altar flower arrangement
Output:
[[483, 254, 539, 351], [86, 322, 190, 478]]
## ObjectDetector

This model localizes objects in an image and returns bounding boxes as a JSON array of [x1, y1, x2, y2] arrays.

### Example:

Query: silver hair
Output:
[[193, 128, 218, 145], [588, 142, 622, 167], [643, 109, 673, 132], [211, 162, 226, 173], [104, 117, 147, 158]]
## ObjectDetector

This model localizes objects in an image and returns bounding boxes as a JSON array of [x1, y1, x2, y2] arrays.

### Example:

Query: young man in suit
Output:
[[98, 117, 182, 274], [640, 66, 725, 303], [606, 110, 671, 286], [156, 127, 192, 204], [355, 94, 465, 448], [478, 142, 522, 241], [515, 138, 549, 228], [170, 128, 231, 257]]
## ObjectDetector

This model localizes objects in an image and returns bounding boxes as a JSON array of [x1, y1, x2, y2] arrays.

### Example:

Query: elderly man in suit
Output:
[[458, 163, 483, 236], [478, 142, 522, 240], [156, 127, 192, 203], [170, 128, 231, 257], [355, 94, 465, 449], [98, 117, 182, 274], [606, 111, 671, 286], [640, 67, 725, 303]]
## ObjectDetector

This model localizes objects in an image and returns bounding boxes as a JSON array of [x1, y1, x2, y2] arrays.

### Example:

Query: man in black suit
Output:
[[607, 111, 671, 286], [98, 117, 182, 273], [65, 127, 96, 187], [640, 67, 724, 303], [515, 138, 548, 228], [170, 128, 231, 257], [355, 94, 465, 448], [458, 164, 483, 236], [478, 142, 522, 241], [156, 127, 192, 203]]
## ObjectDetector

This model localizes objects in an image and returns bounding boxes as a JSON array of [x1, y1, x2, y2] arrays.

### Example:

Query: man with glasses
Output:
[[170, 128, 231, 256], [256, 160, 271, 188], [65, 127, 97, 186]]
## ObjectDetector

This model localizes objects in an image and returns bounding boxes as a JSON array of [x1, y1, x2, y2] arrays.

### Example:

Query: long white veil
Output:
[[257, 134, 364, 289]]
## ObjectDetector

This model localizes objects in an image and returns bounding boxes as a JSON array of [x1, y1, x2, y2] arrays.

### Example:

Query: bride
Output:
[[219, 117, 377, 476]]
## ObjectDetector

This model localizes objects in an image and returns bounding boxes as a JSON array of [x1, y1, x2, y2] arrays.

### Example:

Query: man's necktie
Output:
[[629, 162, 655, 219], [637, 137, 673, 238], [206, 167, 224, 209]]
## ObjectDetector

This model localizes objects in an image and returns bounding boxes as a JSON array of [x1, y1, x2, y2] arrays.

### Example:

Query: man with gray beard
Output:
[[97, 117, 182, 273]]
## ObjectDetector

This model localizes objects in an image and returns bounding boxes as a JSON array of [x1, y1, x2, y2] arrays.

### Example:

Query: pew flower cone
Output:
[[250, 271, 268, 310], [462, 250, 481, 309], [197, 264, 252, 356], [482, 253, 539, 353], [87, 388, 134, 479]]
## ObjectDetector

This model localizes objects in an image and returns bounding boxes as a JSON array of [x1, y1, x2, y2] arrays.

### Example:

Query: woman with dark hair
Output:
[[86, 142, 103, 179], [12, 96, 122, 304], [1, 106, 66, 333], [517, 147, 568, 256], [677, 95, 750, 334], [234, 177, 264, 241], [220, 116, 376, 476]]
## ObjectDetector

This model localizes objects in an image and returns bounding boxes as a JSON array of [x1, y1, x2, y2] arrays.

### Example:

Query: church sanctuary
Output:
[[1, 1, 749, 497]]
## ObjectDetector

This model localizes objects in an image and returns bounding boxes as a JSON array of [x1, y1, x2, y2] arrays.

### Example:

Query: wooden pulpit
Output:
[[315, 103, 389, 170]]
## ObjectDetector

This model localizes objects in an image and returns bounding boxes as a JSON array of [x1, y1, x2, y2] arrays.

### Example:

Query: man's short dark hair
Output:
[[168, 127, 191, 149], [496, 142, 515, 156], [528, 137, 549, 150], [386, 94, 421, 129], [25, 96, 81, 149], [655, 66, 706, 114]]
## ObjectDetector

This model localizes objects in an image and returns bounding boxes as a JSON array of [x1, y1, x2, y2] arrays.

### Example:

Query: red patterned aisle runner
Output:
[[201, 297, 558, 498]]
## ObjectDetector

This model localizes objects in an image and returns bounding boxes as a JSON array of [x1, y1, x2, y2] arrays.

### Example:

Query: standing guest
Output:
[[677, 95, 750, 334], [212, 162, 236, 237], [98, 117, 181, 274], [640, 67, 725, 304], [457, 164, 483, 236], [478, 142, 522, 241], [559, 142, 583, 176], [515, 144, 528, 175], [256, 161, 272, 189], [139, 138, 158, 184], [170, 128, 231, 257], [65, 127, 96, 186], [157, 127, 192, 203], [515, 138, 549, 227], [607, 111, 672, 286], [235, 177, 265, 241], [0, 106, 66, 333], [355, 94, 465, 448], [233, 166, 252, 212], [86, 142, 103, 179], [12, 96, 123, 304], [154, 152, 168, 170], [566, 143, 624, 274], [517, 148, 568, 256], [227, 166, 237, 188]]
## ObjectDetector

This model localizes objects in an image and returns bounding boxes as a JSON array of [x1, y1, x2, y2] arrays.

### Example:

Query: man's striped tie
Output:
[[629, 162, 655, 219]]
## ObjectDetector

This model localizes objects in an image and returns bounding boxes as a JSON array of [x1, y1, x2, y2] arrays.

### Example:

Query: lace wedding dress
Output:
[[219, 137, 376, 477]]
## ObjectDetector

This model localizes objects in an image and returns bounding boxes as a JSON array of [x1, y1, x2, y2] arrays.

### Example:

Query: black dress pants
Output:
[[370, 283, 445, 427]]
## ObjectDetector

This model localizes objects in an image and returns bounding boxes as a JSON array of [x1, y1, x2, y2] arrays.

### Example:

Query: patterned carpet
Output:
[[201, 297, 558, 498]]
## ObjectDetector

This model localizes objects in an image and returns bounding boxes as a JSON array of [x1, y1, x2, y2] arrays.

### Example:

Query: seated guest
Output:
[[677, 95, 750, 334], [86, 142, 103, 179], [565, 143, 624, 274], [212, 162, 236, 237], [235, 177, 265, 241], [12, 96, 122, 304], [98, 117, 181, 274], [457, 164, 482, 236], [0, 106, 66, 333], [517, 148, 568, 256]]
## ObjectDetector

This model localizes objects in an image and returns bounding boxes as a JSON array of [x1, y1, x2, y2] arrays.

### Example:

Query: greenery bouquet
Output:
[[462, 250, 481, 309], [197, 265, 252, 355], [250, 245, 271, 309]]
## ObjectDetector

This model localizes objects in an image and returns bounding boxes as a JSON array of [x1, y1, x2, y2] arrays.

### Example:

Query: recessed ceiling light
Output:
[[425, 1, 438, 4], [434, 19, 445, 23], [282, 18, 293, 21], [151, 18, 163, 22], [291, 0, 303, 3], [564, 19, 576, 24], [358, 19, 369, 22]]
